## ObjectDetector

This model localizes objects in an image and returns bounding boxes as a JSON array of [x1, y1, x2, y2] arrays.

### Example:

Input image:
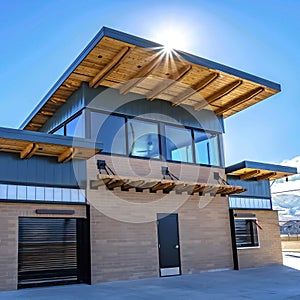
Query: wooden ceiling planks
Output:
[[227, 167, 294, 181], [24, 35, 279, 131], [0, 137, 98, 163]]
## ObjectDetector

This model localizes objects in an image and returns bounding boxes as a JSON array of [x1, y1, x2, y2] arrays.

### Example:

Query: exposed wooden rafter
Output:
[[194, 80, 243, 111], [89, 46, 131, 88], [256, 172, 277, 181], [20, 143, 39, 159], [240, 170, 260, 180], [119, 53, 164, 95], [172, 72, 220, 106], [58, 147, 78, 163], [216, 87, 265, 115], [147, 65, 192, 101], [92, 174, 246, 195]]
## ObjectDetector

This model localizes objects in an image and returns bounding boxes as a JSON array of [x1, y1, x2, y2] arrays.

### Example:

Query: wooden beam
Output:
[[89, 46, 131, 88], [240, 170, 260, 180], [41, 110, 54, 116], [216, 87, 264, 115], [50, 97, 66, 103], [20, 143, 39, 159], [172, 72, 219, 106], [256, 172, 277, 181], [194, 80, 243, 111], [119, 53, 164, 95], [147, 65, 192, 101], [63, 147, 79, 163], [58, 147, 73, 163]]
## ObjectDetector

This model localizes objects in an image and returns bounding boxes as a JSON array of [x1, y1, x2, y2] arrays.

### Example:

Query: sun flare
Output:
[[152, 25, 190, 53]]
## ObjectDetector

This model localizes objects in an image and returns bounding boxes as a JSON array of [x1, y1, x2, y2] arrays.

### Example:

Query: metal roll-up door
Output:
[[18, 217, 78, 288]]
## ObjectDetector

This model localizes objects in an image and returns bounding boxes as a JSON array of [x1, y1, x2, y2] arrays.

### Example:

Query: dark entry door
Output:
[[157, 213, 181, 276], [18, 217, 90, 288]]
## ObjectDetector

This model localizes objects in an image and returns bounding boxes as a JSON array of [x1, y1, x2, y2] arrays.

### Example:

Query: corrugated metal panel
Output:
[[84, 84, 225, 133], [0, 152, 86, 187], [41, 85, 85, 133], [227, 176, 271, 199], [18, 218, 77, 287], [229, 196, 272, 209]]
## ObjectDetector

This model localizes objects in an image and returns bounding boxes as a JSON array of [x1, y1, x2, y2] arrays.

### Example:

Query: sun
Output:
[[151, 24, 190, 53]]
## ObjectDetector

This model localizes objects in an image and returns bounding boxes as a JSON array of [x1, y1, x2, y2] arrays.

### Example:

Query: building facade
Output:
[[0, 27, 296, 291]]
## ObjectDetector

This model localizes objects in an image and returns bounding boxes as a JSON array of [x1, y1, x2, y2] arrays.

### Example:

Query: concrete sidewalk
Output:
[[1, 265, 300, 300]]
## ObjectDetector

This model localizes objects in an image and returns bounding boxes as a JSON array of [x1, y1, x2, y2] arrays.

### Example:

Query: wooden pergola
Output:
[[22, 27, 280, 131], [91, 174, 246, 196]]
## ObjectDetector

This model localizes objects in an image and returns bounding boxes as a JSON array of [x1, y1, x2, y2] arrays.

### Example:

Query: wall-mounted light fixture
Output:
[[97, 160, 115, 175]]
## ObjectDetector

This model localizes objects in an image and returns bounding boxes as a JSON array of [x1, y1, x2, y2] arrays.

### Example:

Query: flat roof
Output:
[[0, 127, 102, 162], [20, 27, 281, 131], [226, 161, 297, 181]]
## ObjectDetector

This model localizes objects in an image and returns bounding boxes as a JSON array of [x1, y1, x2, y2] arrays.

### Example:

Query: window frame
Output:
[[51, 108, 223, 167], [234, 217, 260, 249]]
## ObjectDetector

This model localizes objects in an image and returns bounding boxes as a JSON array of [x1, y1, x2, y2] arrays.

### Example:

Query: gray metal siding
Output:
[[83, 83, 225, 133], [41, 85, 85, 133], [0, 152, 86, 188], [227, 176, 271, 199]]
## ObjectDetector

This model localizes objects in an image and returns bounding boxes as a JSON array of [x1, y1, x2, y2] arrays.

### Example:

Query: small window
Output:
[[128, 119, 160, 159], [91, 112, 126, 155], [234, 218, 259, 248], [65, 114, 85, 138], [52, 126, 65, 136], [194, 130, 220, 166], [165, 125, 193, 163]]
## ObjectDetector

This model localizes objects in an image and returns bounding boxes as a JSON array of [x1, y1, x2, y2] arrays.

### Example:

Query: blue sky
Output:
[[0, 0, 299, 165]]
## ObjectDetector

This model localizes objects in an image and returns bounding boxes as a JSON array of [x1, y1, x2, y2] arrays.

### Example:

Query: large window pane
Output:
[[194, 130, 220, 166], [128, 119, 160, 159], [66, 114, 85, 137], [91, 112, 126, 155], [165, 125, 193, 163]]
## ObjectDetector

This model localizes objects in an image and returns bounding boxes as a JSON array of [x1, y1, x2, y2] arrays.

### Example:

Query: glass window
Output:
[[165, 125, 193, 163], [27, 186, 36, 200], [128, 119, 160, 159], [234, 218, 259, 248], [54, 187, 62, 201], [17, 185, 27, 200], [45, 187, 54, 201], [52, 126, 65, 136], [7, 185, 17, 200], [62, 188, 71, 202], [194, 130, 220, 166], [0, 184, 7, 199], [66, 114, 85, 138], [91, 112, 126, 155], [36, 186, 45, 201]]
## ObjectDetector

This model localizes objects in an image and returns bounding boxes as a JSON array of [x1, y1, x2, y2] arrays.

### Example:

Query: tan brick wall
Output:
[[87, 154, 233, 283], [0, 202, 86, 291], [234, 210, 282, 269]]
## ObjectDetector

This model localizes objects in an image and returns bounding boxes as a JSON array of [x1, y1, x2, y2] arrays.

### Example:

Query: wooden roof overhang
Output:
[[91, 174, 246, 196], [226, 161, 297, 181], [20, 27, 281, 131], [0, 127, 102, 163]]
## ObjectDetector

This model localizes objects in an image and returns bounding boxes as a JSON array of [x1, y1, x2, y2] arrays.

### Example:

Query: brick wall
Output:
[[234, 209, 282, 269], [0, 202, 86, 291], [87, 154, 233, 283]]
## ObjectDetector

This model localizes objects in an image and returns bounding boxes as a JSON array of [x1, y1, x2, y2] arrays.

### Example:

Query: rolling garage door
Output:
[[18, 218, 78, 288]]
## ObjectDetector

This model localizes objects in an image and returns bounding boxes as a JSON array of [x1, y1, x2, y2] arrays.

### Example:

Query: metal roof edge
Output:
[[225, 160, 297, 175], [19, 26, 281, 129], [0, 126, 103, 150]]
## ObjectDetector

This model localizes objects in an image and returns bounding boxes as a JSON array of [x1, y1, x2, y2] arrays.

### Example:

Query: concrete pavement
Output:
[[1, 265, 300, 299]]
